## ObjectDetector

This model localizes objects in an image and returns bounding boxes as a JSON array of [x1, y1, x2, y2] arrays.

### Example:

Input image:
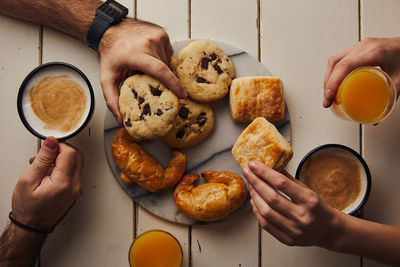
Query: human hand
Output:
[[98, 18, 187, 124], [242, 161, 342, 247], [323, 37, 400, 108], [11, 137, 83, 230]]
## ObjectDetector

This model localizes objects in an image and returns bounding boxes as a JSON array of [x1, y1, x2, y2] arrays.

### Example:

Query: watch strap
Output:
[[87, 14, 112, 51], [87, 0, 128, 51]]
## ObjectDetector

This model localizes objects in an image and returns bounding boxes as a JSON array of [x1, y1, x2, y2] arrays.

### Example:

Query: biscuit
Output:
[[232, 117, 292, 171], [174, 40, 235, 102], [229, 76, 285, 123], [119, 74, 179, 140], [161, 98, 215, 148]]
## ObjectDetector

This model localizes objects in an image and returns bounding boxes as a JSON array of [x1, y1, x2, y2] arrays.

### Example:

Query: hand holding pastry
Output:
[[99, 18, 186, 124], [242, 161, 339, 247]]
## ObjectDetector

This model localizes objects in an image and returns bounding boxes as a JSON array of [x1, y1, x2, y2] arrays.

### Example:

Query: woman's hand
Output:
[[242, 161, 343, 248], [323, 37, 400, 108]]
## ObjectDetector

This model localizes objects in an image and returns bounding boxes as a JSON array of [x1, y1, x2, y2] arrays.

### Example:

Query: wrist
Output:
[[0, 223, 46, 266], [9, 212, 55, 235], [7, 223, 47, 240], [98, 17, 136, 54], [321, 209, 351, 251]]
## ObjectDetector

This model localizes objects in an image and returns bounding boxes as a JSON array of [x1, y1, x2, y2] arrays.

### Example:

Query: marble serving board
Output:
[[104, 39, 291, 225]]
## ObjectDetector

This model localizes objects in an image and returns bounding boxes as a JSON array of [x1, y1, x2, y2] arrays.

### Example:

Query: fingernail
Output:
[[181, 90, 187, 98], [44, 137, 58, 150], [248, 161, 258, 170], [242, 167, 251, 176]]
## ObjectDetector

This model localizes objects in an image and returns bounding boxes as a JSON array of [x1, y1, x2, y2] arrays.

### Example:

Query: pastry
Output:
[[161, 98, 215, 148], [232, 117, 292, 171], [112, 128, 186, 192], [119, 74, 179, 140], [174, 171, 247, 221], [174, 40, 235, 102], [229, 76, 285, 122]]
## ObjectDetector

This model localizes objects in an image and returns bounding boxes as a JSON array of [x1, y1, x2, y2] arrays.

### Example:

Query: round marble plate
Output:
[[104, 39, 291, 225]]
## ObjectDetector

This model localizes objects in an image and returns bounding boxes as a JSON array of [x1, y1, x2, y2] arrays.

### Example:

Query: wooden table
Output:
[[1, 0, 399, 266]]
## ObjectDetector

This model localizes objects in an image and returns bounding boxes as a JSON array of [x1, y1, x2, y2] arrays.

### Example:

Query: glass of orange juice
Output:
[[129, 230, 183, 267], [331, 66, 397, 124]]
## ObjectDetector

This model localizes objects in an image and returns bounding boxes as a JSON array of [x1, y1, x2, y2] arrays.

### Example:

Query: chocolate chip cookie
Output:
[[174, 40, 235, 102], [119, 74, 179, 140], [161, 98, 215, 148]]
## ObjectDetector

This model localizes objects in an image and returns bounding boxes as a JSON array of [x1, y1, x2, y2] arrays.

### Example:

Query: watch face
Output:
[[109, 2, 128, 13], [98, 0, 128, 22]]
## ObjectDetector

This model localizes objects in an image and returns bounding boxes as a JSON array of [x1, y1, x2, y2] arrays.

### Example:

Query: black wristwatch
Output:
[[86, 0, 128, 51]]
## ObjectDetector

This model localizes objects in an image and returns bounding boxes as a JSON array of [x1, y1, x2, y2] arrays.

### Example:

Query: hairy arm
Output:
[[0, 0, 101, 41], [0, 0, 186, 124], [0, 223, 46, 267]]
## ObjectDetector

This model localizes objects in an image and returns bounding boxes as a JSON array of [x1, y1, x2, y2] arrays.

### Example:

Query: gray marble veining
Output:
[[103, 40, 291, 225]]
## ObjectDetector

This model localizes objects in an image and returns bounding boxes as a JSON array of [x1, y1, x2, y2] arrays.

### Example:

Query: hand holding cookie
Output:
[[99, 18, 186, 124]]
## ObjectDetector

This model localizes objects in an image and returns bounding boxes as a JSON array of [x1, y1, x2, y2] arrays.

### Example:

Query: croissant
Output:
[[112, 128, 186, 192], [174, 171, 247, 221]]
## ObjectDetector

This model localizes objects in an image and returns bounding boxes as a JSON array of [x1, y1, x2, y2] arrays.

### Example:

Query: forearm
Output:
[[0, 0, 102, 41], [328, 211, 400, 265], [0, 223, 46, 267]]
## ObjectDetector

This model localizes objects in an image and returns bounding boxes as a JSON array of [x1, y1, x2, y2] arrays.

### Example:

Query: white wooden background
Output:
[[0, 0, 399, 266]]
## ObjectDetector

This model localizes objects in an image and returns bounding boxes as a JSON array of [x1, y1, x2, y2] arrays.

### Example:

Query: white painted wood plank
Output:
[[136, 1, 190, 266], [0, 15, 38, 230], [261, 0, 360, 266], [40, 1, 135, 266], [191, 1, 259, 266], [361, 1, 400, 266], [192, 0, 258, 59], [137, 0, 188, 42]]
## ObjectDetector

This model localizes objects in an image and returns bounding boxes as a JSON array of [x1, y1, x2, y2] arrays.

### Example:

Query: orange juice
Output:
[[129, 230, 182, 267], [332, 67, 396, 124]]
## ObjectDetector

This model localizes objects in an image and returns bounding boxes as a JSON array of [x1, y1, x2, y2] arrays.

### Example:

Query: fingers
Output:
[[126, 53, 187, 98], [51, 143, 79, 184], [165, 41, 173, 66], [72, 148, 84, 184], [249, 183, 301, 235], [250, 199, 294, 246], [246, 161, 306, 203], [100, 68, 123, 125], [243, 167, 301, 223], [28, 137, 59, 187]]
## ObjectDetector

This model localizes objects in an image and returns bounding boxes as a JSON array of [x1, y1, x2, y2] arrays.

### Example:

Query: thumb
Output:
[[30, 137, 59, 182]]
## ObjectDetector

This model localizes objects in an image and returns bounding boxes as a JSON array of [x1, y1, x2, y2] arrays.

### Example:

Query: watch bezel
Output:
[[97, 0, 128, 24]]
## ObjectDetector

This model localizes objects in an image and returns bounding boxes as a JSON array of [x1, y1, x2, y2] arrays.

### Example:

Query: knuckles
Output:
[[150, 60, 169, 73], [259, 205, 274, 221], [274, 178, 289, 192]]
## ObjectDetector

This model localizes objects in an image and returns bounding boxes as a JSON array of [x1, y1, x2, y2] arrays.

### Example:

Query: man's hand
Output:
[[99, 18, 187, 124], [242, 161, 342, 247], [323, 37, 400, 108], [11, 137, 83, 230]]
